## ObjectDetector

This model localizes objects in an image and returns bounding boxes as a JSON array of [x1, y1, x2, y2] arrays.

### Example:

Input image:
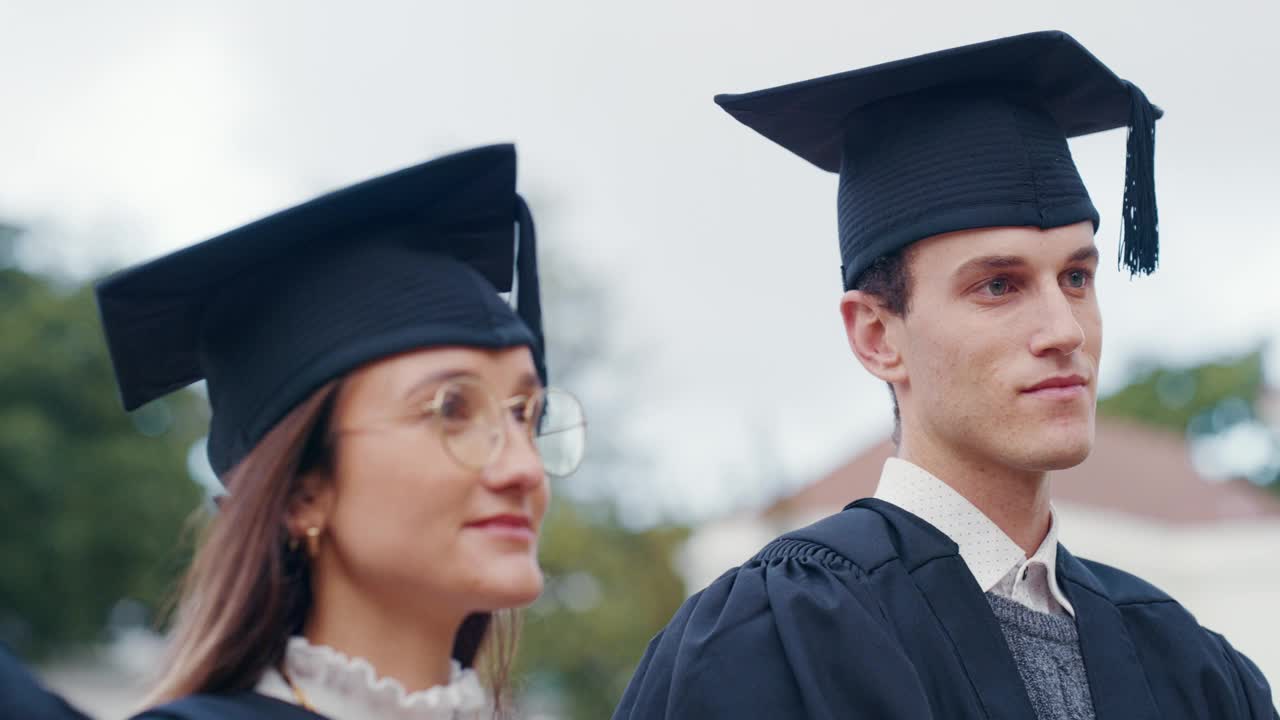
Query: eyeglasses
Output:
[[338, 377, 587, 477]]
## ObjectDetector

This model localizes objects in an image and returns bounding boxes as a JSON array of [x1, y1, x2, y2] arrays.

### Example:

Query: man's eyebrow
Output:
[[952, 255, 1027, 278], [952, 245, 1100, 279], [1068, 245, 1100, 264]]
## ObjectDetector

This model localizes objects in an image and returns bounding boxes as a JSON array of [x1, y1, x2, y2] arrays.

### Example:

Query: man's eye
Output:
[[1065, 270, 1090, 289], [985, 278, 1010, 296]]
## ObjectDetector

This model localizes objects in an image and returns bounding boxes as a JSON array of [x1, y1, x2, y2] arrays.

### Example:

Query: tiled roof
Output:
[[767, 419, 1280, 525]]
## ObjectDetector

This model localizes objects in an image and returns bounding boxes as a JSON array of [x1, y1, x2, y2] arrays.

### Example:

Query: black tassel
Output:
[[1120, 81, 1159, 276], [514, 195, 547, 385]]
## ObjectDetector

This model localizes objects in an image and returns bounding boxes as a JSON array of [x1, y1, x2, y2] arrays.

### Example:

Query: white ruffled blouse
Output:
[[255, 636, 488, 719]]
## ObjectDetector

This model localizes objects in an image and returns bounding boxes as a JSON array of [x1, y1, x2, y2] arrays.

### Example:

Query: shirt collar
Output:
[[256, 636, 487, 719], [873, 457, 1074, 616]]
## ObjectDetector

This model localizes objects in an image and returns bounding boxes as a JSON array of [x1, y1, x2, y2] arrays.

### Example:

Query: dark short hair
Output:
[[851, 247, 914, 445], [853, 248, 912, 316]]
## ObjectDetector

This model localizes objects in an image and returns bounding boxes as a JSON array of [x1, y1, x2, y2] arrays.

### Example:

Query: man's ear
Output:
[[840, 290, 908, 385], [284, 468, 335, 540]]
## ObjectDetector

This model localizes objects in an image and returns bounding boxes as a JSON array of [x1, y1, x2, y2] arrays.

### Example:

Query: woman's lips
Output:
[[464, 514, 535, 542]]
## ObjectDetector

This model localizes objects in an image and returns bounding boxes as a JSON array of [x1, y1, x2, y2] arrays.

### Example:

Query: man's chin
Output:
[[1023, 432, 1093, 471], [1019, 409, 1096, 470], [1037, 447, 1091, 471]]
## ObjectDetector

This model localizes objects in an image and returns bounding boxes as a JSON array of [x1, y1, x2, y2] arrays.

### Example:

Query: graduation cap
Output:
[[96, 143, 545, 476], [715, 30, 1162, 290]]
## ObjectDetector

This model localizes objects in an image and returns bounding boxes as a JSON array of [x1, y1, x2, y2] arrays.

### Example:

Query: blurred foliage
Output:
[[509, 240, 690, 719], [515, 503, 688, 719], [0, 247, 205, 660], [1099, 349, 1266, 432], [1099, 347, 1279, 490]]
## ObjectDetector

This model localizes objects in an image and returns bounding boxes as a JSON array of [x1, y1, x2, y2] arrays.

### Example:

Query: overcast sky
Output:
[[3, 1, 1277, 521]]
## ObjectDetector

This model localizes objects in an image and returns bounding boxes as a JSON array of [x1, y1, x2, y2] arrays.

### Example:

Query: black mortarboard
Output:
[[96, 144, 545, 476], [715, 30, 1162, 290]]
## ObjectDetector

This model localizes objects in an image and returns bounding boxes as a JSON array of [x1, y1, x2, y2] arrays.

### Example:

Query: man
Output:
[[614, 31, 1275, 719]]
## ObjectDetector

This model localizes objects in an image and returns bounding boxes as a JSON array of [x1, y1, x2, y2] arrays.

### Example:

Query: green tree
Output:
[[508, 226, 691, 719], [1099, 349, 1267, 432], [1099, 348, 1279, 489], [516, 505, 688, 719], [0, 232, 205, 660]]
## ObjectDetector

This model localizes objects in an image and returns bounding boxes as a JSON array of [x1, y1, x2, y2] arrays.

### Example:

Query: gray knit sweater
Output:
[[986, 592, 1096, 720]]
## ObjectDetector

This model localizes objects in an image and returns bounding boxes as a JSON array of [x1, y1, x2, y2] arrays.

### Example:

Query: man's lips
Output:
[[1021, 374, 1088, 399]]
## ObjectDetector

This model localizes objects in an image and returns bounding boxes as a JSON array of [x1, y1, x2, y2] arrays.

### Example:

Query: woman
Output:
[[96, 144, 586, 719]]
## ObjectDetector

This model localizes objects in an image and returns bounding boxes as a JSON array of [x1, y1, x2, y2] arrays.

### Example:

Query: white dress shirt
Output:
[[873, 457, 1075, 617]]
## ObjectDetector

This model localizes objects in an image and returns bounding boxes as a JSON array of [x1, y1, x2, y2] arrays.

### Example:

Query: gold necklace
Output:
[[279, 665, 316, 712]]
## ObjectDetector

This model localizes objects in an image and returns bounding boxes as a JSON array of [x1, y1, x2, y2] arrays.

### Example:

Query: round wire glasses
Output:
[[393, 377, 587, 477]]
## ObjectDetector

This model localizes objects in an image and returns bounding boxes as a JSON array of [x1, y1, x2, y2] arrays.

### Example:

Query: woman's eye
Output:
[[511, 403, 530, 424], [438, 388, 475, 423], [512, 396, 543, 425]]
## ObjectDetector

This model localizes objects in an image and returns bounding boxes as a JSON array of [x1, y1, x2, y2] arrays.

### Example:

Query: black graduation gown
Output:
[[0, 646, 91, 720], [614, 498, 1277, 719], [132, 693, 328, 720]]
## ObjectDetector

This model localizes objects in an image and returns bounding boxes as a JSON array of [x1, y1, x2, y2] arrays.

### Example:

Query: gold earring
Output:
[[305, 526, 322, 558]]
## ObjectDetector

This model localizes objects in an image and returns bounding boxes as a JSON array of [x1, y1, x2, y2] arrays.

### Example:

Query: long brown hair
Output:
[[145, 379, 518, 711]]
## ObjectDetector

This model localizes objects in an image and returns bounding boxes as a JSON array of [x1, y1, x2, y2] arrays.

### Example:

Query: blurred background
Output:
[[1, 1, 1277, 718]]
